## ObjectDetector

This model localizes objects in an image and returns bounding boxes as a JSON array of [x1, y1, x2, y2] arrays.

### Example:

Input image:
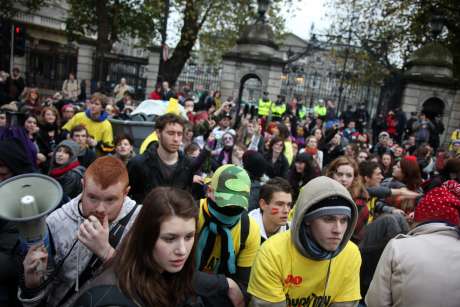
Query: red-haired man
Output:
[[19, 156, 140, 307]]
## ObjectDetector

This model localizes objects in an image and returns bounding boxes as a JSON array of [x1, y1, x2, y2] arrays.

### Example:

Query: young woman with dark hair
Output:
[[36, 106, 62, 171], [22, 113, 46, 167], [74, 187, 200, 306], [381, 156, 423, 217], [18, 88, 42, 115], [287, 153, 320, 201], [277, 122, 294, 165], [380, 152, 394, 179], [264, 135, 289, 179]]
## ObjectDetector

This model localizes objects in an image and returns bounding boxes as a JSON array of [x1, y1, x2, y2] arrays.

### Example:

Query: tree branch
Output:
[[198, 1, 216, 29]]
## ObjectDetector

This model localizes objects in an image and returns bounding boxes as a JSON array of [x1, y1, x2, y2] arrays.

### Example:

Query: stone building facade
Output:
[[6, 1, 155, 98], [401, 42, 459, 145]]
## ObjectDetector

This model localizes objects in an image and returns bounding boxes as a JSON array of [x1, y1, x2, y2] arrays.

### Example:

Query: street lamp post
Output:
[[336, 0, 357, 116], [429, 6, 446, 40], [257, 0, 270, 23]]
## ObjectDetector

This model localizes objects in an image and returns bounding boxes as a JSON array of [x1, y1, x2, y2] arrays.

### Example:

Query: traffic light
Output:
[[13, 25, 26, 57]]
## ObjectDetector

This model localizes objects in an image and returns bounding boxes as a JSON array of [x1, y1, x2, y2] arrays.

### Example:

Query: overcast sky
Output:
[[281, 0, 331, 40]]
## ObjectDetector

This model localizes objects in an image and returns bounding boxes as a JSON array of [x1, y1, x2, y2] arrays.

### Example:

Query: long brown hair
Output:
[[115, 187, 198, 306], [400, 158, 422, 191], [325, 156, 368, 200]]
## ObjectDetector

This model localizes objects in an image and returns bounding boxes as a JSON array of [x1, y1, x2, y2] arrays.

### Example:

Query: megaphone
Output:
[[0, 174, 63, 254]]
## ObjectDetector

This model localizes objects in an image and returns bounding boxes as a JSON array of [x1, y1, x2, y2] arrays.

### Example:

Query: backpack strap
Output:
[[239, 211, 250, 251]]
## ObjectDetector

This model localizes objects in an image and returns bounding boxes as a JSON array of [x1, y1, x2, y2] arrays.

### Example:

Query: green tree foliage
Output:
[[0, 0, 47, 19], [65, 0, 160, 81], [157, 0, 293, 85], [65, 0, 293, 84], [326, 0, 460, 77]]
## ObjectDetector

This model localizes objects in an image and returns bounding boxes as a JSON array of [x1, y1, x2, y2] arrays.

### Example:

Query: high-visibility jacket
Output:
[[298, 105, 307, 120], [314, 105, 327, 117], [258, 99, 272, 116], [271, 103, 286, 118]]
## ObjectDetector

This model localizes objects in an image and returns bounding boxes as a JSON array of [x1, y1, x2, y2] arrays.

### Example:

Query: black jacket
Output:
[[0, 220, 21, 306], [78, 148, 97, 168], [359, 214, 409, 299], [127, 145, 210, 204], [264, 152, 289, 179]]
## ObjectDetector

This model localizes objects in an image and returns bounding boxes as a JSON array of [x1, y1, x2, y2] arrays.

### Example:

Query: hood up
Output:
[[291, 176, 357, 259]]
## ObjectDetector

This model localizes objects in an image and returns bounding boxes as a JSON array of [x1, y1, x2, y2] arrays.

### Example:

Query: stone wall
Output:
[[401, 83, 458, 145], [220, 59, 284, 102]]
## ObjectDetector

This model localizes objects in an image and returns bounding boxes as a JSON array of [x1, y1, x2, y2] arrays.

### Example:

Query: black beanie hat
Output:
[[295, 153, 313, 164], [242, 150, 267, 179]]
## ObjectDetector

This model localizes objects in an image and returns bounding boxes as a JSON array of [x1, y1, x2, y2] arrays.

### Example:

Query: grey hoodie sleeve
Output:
[[366, 186, 392, 199]]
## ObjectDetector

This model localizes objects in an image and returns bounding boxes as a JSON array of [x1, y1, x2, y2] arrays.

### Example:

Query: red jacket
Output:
[[148, 90, 162, 100], [386, 115, 397, 136]]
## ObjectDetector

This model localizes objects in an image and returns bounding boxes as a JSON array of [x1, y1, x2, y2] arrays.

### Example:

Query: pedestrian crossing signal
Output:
[[14, 25, 26, 57]]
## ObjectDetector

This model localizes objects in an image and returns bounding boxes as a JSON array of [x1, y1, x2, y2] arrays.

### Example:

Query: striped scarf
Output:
[[196, 199, 242, 275]]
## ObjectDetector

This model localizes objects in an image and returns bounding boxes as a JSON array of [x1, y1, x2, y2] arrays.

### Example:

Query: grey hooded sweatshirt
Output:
[[291, 176, 358, 259]]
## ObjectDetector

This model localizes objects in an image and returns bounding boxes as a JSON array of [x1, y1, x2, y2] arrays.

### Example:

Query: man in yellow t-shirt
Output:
[[197, 164, 261, 304], [63, 92, 114, 155], [248, 176, 361, 307]]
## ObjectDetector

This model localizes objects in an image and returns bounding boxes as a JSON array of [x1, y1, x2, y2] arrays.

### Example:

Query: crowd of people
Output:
[[1, 70, 460, 307]]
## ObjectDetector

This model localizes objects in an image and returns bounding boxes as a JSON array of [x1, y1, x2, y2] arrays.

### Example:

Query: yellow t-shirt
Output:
[[197, 199, 261, 273], [248, 231, 361, 306], [63, 112, 114, 150], [284, 140, 293, 165]]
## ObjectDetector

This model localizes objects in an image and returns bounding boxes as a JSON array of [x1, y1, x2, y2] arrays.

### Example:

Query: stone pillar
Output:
[[267, 65, 283, 101], [145, 50, 160, 97], [400, 84, 421, 114], [77, 44, 95, 83], [220, 60, 237, 99]]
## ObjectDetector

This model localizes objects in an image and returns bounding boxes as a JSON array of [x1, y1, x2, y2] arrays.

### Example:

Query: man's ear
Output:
[[363, 176, 370, 184], [124, 185, 131, 197], [259, 198, 268, 211]]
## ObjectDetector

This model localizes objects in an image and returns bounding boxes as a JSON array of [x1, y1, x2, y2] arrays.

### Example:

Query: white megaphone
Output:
[[0, 174, 63, 254]]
